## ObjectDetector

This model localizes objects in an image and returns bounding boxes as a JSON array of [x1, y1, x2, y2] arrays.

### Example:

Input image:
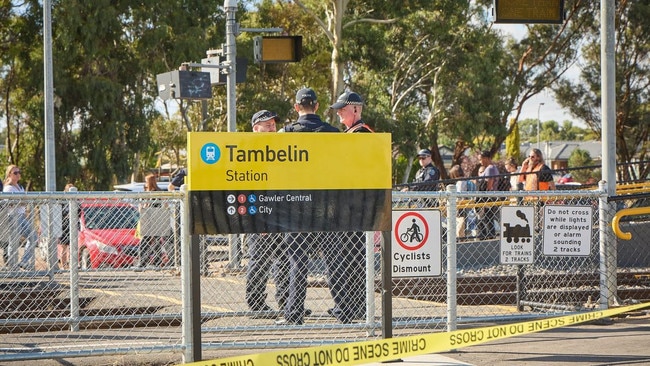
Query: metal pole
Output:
[[180, 185, 200, 362], [43, 0, 58, 274], [224, 0, 237, 133], [380, 231, 393, 339], [44, 0, 56, 191], [600, 0, 617, 308], [224, 0, 242, 270], [68, 188, 80, 331], [445, 185, 457, 333], [536, 102, 544, 150], [365, 231, 376, 336]]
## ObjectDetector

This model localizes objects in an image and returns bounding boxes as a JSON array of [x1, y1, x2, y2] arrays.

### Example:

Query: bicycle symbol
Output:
[[400, 219, 423, 243]]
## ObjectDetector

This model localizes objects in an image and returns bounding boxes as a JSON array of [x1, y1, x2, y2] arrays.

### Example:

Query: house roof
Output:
[[519, 140, 602, 161]]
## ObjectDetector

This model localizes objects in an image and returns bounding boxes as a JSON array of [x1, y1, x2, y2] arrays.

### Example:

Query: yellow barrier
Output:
[[612, 207, 650, 240], [184, 302, 650, 366], [616, 182, 650, 195]]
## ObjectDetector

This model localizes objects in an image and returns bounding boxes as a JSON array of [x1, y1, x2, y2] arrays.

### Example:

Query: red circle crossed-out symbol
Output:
[[394, 212, 429, 250]]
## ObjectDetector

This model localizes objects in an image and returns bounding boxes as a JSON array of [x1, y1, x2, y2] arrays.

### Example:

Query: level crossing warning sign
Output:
[[543, 205, 593, 256], [392, 210, 441, 277], [500, 206, 535, 264]]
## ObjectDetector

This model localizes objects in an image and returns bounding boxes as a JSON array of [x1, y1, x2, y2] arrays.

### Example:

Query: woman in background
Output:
[[59, 183, 76, 269], [450, 165, 477, 238], [3, 165, 38, 270], [139, 174, 163, 267], [504, 157, 520, 191]]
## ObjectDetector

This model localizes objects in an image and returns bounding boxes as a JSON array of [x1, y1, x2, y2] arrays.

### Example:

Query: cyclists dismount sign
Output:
[[392, 210, 442, 277]]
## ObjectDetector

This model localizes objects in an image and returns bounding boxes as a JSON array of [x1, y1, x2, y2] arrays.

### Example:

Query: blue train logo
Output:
[[201, 143, 221, 164]]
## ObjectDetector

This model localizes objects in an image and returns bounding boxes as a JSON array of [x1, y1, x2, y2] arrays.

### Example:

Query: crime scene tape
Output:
[[185, 301, 650, 366]]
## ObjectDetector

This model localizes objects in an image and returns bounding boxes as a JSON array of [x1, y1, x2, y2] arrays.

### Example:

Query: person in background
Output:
[[402, 149, 441, 192], [519, 148, 556, 191], [477, 150, 500, 239], [504, 157, 521, 191], [3, 165, 38, 270], [139, 173, 163, 268], [449, 165, 476, 238], [167, 168, 186, 191], [245, 110, 290, 319], [276, 87, 338, 326], [59, 183, 76, 269]]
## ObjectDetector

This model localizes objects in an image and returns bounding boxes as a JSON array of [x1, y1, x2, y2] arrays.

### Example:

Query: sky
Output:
[[493, 23, 583, 127]]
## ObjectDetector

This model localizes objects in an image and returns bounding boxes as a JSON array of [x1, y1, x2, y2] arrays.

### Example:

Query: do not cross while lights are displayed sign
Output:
[[392, 210, 442, 277]]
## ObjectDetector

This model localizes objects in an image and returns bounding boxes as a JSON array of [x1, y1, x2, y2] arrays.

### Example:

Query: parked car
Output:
[[113, 181, 169, 192], [77, 201, 141, 269]]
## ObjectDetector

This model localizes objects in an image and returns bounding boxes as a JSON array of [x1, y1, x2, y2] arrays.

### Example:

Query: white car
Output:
[[113, 182, 169, 192]]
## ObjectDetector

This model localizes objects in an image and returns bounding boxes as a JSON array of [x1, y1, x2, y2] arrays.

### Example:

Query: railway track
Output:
[[2, 271, 649, 334], [390, 271, 650, 307]]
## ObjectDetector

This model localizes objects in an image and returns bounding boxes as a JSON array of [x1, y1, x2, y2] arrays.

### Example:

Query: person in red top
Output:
[[519, 148, 556, 191]]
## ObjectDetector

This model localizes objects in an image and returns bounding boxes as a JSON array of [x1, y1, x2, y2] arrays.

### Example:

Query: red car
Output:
[[77, 202, 141, 269]]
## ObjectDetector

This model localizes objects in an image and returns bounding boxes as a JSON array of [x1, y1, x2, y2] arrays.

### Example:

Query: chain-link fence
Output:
[[1, 186, 649, 362], [0, 191, 185, 362]]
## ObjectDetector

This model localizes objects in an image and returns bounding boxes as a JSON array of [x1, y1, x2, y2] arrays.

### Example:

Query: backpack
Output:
[[466, 180, 476, 192], [284, 121, 338, 133]]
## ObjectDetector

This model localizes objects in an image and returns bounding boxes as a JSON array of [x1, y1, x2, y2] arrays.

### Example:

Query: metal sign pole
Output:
[[224, 0, 237, 133]]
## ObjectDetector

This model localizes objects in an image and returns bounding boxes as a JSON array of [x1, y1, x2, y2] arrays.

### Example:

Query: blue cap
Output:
[[251, 110, 277, 126], [295, 87, 317, 105], [330, 91, 364, 109], [417, 149, 432, 157]]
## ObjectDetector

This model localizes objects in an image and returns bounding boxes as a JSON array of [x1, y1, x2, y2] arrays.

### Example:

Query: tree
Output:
[[468, 0, 593, 156], [0, 0, 224, 190], [568, 148, 598, 183], [505, 119, 521, 160], [554, 0, 650, 180]]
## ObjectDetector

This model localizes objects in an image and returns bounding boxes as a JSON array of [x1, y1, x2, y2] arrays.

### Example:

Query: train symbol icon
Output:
[[200, 143, 221, 164], [502, 209, 532, 243]]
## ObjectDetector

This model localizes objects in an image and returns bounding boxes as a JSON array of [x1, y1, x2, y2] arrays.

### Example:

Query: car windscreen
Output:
[[83, 206, 139, 230]]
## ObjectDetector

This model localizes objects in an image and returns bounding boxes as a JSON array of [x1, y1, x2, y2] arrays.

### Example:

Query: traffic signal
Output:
[[200, 56, 248, 85], [253, 36, 302, 64], [156, 70, 213, 101]]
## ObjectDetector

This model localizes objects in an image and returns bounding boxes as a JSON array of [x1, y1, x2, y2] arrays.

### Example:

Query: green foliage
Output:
[[553, 0, 650, 179], [2, 0, 640, 190], [505, 120, 521, 160], [568, 148, 597, 183]]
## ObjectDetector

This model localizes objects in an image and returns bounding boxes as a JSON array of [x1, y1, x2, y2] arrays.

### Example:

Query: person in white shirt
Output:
[[505, 157, 521, 191], [3, 165, 38, 270]]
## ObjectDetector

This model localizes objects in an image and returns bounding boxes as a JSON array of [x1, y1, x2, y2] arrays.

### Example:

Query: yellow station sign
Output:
[[187, 132, 392, 191], [186, 132, 393, 234]]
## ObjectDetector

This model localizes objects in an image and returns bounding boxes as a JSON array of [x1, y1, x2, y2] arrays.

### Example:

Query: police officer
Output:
[[330, 91, 373, 133], [325, 91, 372, 323], [404, 149, 441, 191], [246, 110, 289, 319], [276, 88, 339, 325], [245, 110, 291, 318]]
